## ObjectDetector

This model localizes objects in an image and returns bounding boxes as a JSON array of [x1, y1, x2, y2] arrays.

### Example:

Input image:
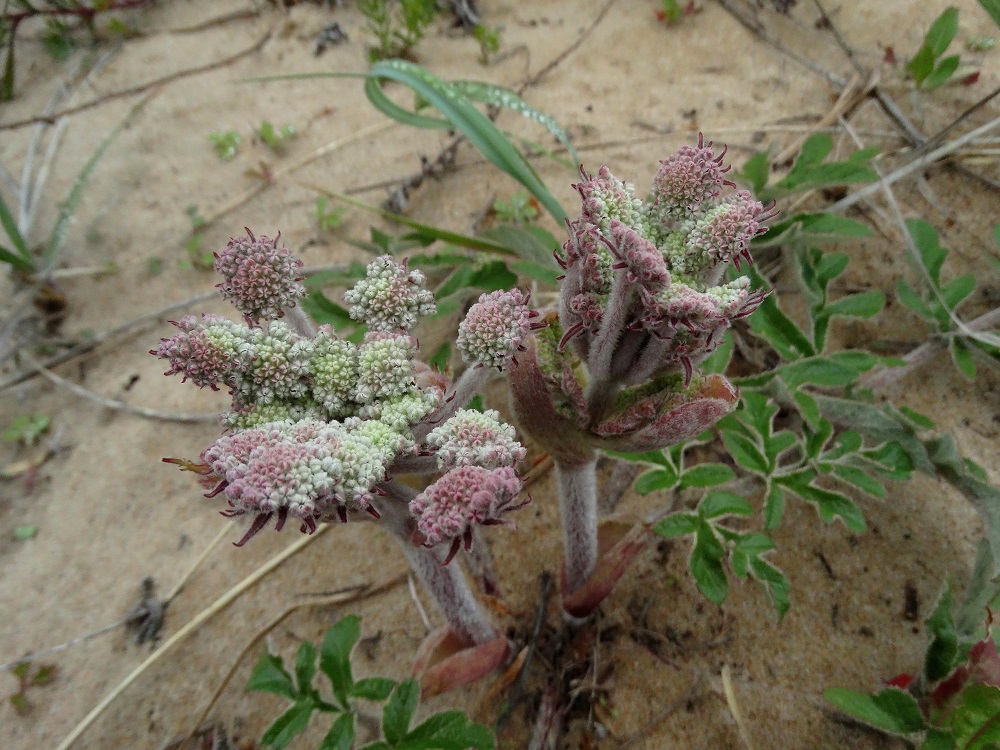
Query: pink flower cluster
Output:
[[343, 255, 436, 332], [456, 289, 544, 370], [151, 314, 244, 390], [426, 409, 526, 470], [409, 465, 525, 562], [214, 229, 305, 325]]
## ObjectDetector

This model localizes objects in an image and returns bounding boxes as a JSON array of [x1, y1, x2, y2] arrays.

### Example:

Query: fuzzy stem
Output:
[[376, 481, 497, 645], [285, 304, 316, 338], [556, 455, 599, 597]]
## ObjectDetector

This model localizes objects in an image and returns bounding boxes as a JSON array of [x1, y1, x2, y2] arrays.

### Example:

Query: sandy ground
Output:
[[1, 0, 999, 748]]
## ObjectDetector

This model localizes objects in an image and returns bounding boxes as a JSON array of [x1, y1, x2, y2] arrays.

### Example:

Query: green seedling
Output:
[[907, 7, 963, 89], [182, 205, 213, 270], [472, 24, 501, 65], [492, 190, 539, 226], [315, 197, 347, 233], [13, 524, 39, 541], [247, 615, 494, 750], [255, 121, 297, 152], [8, 661, 57, 717], [208, 130, 241, 161], [358, 0, 438, 62], [3, 414, 51, 447], [895, 220, 998, 380]]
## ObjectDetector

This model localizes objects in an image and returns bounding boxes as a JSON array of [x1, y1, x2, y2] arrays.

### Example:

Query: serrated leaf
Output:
[[294, 641, 317, 693], [824, 687, 925, 735], [680, 463, 735, 489], [320, 616, 360, 707], [261, 701, 315, 749], [247, 653, 298, 700], [825, 290, 885, 319], [952, 338, 977, 380], [383, 678, 420, 745], [927, 7, 960, 57], [699, 490, 753, 519], [653, 513, 699, 538], [635, 468, 679, 495], [831, 464, 886, 498], [350, 677, 396, 701], [721, 430, 770, 476], [401, 710, 496, 750]]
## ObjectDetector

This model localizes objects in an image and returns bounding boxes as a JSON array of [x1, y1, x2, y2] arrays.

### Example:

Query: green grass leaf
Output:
[[0, 190, 31, 264]]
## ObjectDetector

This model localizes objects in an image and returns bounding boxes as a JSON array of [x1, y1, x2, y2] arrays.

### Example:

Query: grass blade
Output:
[[0, 189, 32, 267], [41, 95, 151, 273]]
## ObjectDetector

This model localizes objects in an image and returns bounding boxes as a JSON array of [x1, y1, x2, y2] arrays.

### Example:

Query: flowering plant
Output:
[[155, 136, 773, 691]]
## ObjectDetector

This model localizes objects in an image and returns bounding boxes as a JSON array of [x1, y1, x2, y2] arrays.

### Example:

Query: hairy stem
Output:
[[556, 455, 599, 597], [377, 481, 497, 645]]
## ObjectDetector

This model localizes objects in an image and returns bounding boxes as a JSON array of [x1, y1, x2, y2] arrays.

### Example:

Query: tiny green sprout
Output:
[[13, 525, 38, 541], [472, 24, 502, 65], [359, 0, 438, 62], [492, 190, 539, 225], [147, 257, 163, 276], [966, 35, 997, 52], [255, 121, 297, 152], [660, 0, 685, 24], [315, 197, 347, 232], [208, 130, 241, 161], [182, 205, 213, 270], [8, 661, 57, 717], [40, 19, 75, 61], [3, 415, 51, 447], [907, 7, 962, 89]]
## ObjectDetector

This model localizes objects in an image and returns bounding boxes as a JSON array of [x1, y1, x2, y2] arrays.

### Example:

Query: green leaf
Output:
[[428, 342, 451, 372], [941, 274, 976, 309], [653, 513, 699, 538], [449, 79, 579, 166], [350, 677, 396, 701], [635, 468, 679, 495], [952, 338, 977, 381], [924, 54, 961, 89], [0, 245, 35, 274], [320, 616, 361, 707], [477, 224, 558, 268], [13, 524, 39, 540], [907, 43, 936, 83], [738, 152, 771, 195], [604, 449, 673, 468], [700, 331, 733, 374], [764, 483, 785, 530], [926, 7, 960, 58], [906, 218, 948, 284], [509, 258, 560, 284], [777, 472, 866, 532], [980, 0, 1000, 29], [302, 291, 356, 330], [400, 710, 496, 750], [824, 687, 925, 735], [247, 653, 298, 700], [680, 463, 735, 489], [691, 525, 728, 604], [780, 357, 860, 389], [792, 389, 821, 429], [294, 641, 317, 693], [749, 555, 792, 618], [320, 712, 355, 750], [896, 278, 934, 321], [824, 290, 885, 320], [383, 678, 420, 744], [731, 533, 775, 578], [722, 430, 770, 476], [699, 490, 753, 519], [43, 96, 149, 272], [261, 701, 315, 749], [831, 464, 886, 498], [0, 190, 31, 264], [920, 728, 958, 750], [750, 294, 815, 360], [365, 60, 568, 224], [925, 585, 959, 682], [948, 683, 1000, 749]]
